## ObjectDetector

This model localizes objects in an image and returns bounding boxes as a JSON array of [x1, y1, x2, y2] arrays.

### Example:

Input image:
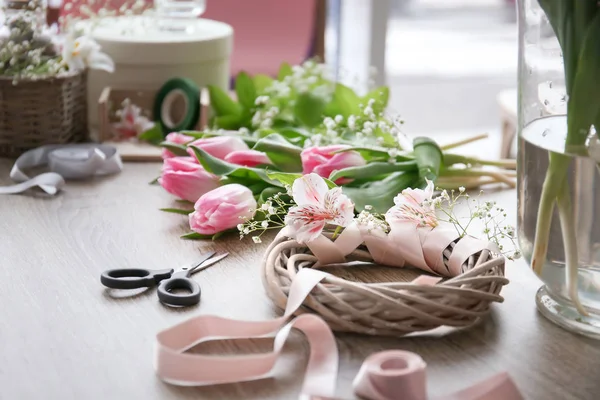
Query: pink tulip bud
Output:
[[301, 145, 366, 184], [161, 132, 195, 159], [187, 136, 249, 160], [158, 157, 220, 203], [224, 150, 272, 167], [189, 184, 257, 235]]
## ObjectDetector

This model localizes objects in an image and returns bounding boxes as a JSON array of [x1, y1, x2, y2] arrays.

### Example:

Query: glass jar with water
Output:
[[517, 0, 600, 338]]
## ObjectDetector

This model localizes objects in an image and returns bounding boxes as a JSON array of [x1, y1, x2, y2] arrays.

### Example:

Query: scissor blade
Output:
[[190, 252, 229, 274], [188, 251, 216, 271]]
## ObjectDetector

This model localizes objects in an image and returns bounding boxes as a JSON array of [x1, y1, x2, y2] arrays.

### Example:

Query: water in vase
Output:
[[518, 115, 600, 334]]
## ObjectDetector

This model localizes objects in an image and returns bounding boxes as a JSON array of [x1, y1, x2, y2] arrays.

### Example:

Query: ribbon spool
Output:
[[153, 77, 201, 133], [0, 144, 123, 195]]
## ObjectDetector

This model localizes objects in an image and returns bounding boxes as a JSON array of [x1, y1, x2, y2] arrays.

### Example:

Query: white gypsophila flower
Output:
[[261, 221, 269, 229], [348, 115, 356, 130], [252, 236, 262, 244], [268, 207, 276, 215], [323, 117, 335, 129], [459, 186, 466, 193], [260, 118, 273, 129], [334, 115, 343, 124], [237, 224, 244, 231]]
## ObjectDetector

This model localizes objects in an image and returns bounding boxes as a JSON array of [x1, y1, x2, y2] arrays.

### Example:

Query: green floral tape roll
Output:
[[153, 78, 201, 133]]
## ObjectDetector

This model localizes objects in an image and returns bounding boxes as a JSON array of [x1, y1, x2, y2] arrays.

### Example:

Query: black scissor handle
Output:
[[157, 277, 201, 307], [101, 268, 174, 290]]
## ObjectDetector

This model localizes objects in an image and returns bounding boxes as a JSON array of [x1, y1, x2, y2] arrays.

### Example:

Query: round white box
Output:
[[83, 16, 233, 132]]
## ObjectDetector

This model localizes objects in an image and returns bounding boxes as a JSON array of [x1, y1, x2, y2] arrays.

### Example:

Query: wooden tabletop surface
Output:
[[1, 159, 599, 400]]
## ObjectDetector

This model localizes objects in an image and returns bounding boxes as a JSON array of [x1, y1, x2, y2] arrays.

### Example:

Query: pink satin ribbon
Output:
[[301, 223, 492, 278], [155, 268, 522, 400]]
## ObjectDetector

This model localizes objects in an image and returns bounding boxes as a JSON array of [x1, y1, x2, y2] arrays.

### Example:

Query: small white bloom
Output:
[[334, 115, 343, 124], [459, 186, 465, 193], [243, 228, 250, 235], [323, 117, 335, 129], [260, 118, 273, 129], [237, 224, 244, 231], [261, 202, 270, 211], [348, 115, 356, 130], [252, 236, 262, 244], [261, 221, 269, 229], [268, 207, 277, 215]]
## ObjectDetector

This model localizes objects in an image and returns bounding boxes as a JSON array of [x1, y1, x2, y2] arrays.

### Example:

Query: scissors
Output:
[[100, 251, 229, 307]]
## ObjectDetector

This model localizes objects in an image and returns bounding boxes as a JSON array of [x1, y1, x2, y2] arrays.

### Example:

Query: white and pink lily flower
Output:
[[385, 179, 438, 229], [112, 99, 155, 139], [284, 173, 355, 243], [62, 34, 115, 73]]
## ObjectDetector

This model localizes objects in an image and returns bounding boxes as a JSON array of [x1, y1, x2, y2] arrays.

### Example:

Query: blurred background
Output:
[[384, 0, 516, 136]]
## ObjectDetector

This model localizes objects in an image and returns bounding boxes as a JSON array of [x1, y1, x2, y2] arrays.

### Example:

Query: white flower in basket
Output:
[[61, 33, 115, 73]]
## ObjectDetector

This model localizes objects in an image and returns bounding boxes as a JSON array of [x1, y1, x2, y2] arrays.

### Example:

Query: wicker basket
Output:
[[0, 70, 88, 158], [262, 233, 509, 337]]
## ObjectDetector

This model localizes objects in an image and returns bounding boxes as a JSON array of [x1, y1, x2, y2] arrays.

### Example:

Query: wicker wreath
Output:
[[262, 231, 509, 337]]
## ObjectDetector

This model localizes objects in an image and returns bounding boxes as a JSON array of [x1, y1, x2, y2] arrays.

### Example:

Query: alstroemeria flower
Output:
[[284, 173, 355, 243], [62, 35, 115, 73], [112, 99, 155, 139], [385, 179, 438, 228]]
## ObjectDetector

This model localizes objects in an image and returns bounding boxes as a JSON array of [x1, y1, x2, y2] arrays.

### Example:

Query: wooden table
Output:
[[1, 160, 599, 400]]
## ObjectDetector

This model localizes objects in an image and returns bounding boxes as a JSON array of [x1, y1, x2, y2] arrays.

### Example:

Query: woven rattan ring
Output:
[[262, 231, 509, 337]]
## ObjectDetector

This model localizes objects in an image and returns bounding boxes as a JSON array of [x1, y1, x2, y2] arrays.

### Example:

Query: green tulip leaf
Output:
[[412, 137, 443, 182], [342, 171, 419, 213], [190, 146, 283, 187], [160, 208, 194, 215], [253, 133, 303, 172], [158, 141, 188, 157], [259, 187, 284, 204], [138, 123, 164, 144], [329, 161, 417, 183]]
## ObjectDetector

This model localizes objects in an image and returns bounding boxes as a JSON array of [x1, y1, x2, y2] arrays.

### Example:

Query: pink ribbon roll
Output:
[[155, 268, 522, 400]]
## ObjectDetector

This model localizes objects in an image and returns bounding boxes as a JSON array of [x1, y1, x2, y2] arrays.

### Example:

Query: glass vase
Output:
[[517, 0, 600, 338]]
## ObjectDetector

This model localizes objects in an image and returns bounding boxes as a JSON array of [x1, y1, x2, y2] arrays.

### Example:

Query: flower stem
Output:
[[440, 133, 489, 151], [440, 168, 516, 188], [444, 153, 517, 169], [556, 179, 588, 316], [530, 153, 569, 276]]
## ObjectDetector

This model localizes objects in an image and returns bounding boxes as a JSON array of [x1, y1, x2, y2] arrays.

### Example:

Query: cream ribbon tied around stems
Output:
[[0, 144, 123, 195], [155, 226, 521, 400]]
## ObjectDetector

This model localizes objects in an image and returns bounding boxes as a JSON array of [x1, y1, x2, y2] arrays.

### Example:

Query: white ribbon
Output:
[[0, 144, 123, 195]]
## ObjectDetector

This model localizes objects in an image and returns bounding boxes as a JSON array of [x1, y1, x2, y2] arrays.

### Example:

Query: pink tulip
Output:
[[301, 145, 366, 184], [161, 132, 195, 159], [189, 184, 257, 235], [224, 150, 272, 167], [187, 136, 249, 160], [158, 157, 220, 203]]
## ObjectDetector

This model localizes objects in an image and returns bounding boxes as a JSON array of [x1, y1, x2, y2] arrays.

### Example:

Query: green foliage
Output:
[[342, 171, 420, 213], [294, 92, 327, 127], [235, 71, 257, 110]]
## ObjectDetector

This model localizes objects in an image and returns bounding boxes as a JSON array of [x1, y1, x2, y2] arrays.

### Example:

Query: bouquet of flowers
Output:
[[154, 60, 516, 241], [0, 4, 114, 83]]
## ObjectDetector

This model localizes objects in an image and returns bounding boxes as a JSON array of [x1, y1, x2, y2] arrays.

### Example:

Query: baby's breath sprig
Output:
[[433, 188, 521, 261], [237, 191, 295, 244]]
